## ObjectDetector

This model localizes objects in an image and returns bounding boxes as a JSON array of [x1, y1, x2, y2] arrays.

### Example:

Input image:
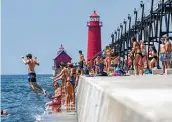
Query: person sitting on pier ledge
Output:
[[46, 82, 62, 112]]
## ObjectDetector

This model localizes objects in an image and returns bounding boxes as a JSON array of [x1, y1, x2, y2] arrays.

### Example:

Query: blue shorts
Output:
[[166, 52, 171, 59], [160, 53, 167, 62], [28, 72, 37, 82]]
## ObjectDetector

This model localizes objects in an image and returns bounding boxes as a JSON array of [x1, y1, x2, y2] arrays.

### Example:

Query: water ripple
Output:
[[1, 75, 52, 122]]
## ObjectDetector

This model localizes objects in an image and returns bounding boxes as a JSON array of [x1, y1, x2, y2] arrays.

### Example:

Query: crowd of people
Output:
[[47, 62, 81, 112], [83, 37, 172, 76], [45, 37, 172, 112]]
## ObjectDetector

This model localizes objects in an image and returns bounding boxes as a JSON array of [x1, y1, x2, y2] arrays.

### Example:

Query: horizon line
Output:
[[1, 74, 52, 75]]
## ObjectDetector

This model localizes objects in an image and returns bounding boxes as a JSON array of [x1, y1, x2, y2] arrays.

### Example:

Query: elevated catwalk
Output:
[[77, 75, 172, 122]]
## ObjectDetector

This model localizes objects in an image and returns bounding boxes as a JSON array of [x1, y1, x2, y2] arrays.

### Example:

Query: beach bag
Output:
[[144, 69, 152, 74]]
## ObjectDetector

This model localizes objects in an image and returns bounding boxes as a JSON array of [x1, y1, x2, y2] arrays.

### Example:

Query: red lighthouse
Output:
[[87, 11, 102, 61]]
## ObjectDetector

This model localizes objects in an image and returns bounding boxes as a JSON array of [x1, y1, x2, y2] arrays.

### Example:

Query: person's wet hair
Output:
[[1, 110, 8, 115], [26, 54, 32, 59], [79, 50, 82, 54]]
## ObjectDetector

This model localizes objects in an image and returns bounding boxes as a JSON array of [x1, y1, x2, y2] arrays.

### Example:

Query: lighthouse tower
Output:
[[87, 11, 102, 61]]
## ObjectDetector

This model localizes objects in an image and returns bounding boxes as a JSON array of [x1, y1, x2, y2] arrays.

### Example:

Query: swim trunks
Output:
[[160, 53, 167, 62], [79, 61, 84, 69], [28, 72, 37, 82]]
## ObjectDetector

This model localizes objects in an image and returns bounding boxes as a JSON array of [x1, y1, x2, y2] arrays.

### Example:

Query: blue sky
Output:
[[2, 0, 154, 74]]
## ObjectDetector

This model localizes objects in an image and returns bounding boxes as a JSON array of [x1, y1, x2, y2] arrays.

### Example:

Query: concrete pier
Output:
[[40, 105, 78, 122], [76, 75, 172, 122]]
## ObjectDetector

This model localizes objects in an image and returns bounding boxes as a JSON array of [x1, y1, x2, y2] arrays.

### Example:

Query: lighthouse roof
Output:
[[90, 11, 99, 18]]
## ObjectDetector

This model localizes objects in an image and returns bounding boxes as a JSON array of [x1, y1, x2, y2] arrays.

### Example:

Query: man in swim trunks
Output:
[[159, 39, 167, 75], [165, 37, 171, 68], [78, 50, 85, 75], [22, 54, 47, 96]]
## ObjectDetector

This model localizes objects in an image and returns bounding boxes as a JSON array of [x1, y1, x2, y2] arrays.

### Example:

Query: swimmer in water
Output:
[[22, 54, 47, 96], [1, 110, 8, 116]]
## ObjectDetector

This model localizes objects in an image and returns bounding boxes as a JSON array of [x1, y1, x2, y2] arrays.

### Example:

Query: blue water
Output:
[[1, 75, 54, 122]]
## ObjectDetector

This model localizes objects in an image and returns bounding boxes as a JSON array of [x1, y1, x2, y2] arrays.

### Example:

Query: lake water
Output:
[[1, 75, 53, 122]]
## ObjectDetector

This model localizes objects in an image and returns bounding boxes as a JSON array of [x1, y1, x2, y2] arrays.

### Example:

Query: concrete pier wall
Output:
[[76, 76, 172, 122]]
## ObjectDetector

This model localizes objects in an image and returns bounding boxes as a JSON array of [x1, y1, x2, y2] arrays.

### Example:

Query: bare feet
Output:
[[160, 72, 165, 75]]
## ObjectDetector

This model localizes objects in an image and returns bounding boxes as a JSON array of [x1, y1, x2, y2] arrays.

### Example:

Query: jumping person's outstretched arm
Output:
[[34, 57, 40, 66], [21, 57, 29, 65]]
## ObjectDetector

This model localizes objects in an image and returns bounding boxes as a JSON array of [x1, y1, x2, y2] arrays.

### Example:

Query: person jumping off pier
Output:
[[22, 54, 47, 96]]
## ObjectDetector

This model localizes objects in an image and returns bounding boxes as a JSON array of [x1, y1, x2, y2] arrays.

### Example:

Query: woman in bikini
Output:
[[65, 63, 76, 111], [95, 56, 101, 74], [130, 38, 143, 75]]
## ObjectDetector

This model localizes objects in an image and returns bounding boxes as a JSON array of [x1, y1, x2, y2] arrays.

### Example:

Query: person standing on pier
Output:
[[78, 50, 85, 75], [159, 39, 167, 75], [130, 38, 143, 75], [165, 37, 171, 68], [22, 54, 47, 96]]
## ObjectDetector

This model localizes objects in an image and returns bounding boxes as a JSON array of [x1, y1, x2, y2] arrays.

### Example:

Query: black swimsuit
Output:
[[135, 53, 142, 57]]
